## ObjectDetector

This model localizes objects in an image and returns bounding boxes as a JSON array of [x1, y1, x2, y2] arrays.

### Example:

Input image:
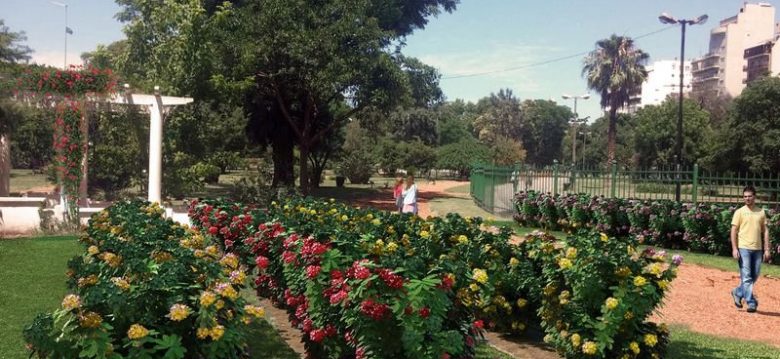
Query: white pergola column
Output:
[[107, 88, 192, 204], [148, 95, 164, 203]]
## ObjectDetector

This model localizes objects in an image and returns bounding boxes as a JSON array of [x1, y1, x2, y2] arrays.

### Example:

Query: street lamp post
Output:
[[562, 93, 590, 167], [50, 1, 69, 68], [659, 12, 707, 202], [579, 131, 590, 168]]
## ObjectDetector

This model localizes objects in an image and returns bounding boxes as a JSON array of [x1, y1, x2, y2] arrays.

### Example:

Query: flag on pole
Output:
[[66, 26, 73, 35]]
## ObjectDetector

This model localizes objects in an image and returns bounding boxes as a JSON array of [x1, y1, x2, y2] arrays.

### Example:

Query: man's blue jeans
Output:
[[735, 248, 763, 307]]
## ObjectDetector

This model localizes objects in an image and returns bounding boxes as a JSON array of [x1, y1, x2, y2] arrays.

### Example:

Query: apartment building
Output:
[[690, 2, 776, 97], [639, 60, 691, 108]]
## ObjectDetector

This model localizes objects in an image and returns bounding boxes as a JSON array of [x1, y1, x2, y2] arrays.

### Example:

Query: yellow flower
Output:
[[559, 290, 571, 305], [606, 297, 619, 310], [615, 266, 632, 277], [128, 324, 149, 340], [111, 277, 131, 291], [61, 294, 81, 310], [516, 298, 528, 308], [200, 291, 217, 307], [624, 311, 634, 320], [600, 232, 609, 242], [511, 321, 526, 331], [168, 304, 191, 321], [472, 268, 488, 284], [78, 274, 99, 287], [657, 279, 670, 291], [457, 235, 469, 244], [582, 341, 598, 355], [644, 334, 658, 347], [309, 209, 317, 215], [216, 283, 239, 300], [629, 341, 640, 354], [646, 262, 664, 278], [196, 327, 210, 339], [210, 325, 225, 340], [469, 283, 480, 292], [509, 257, 520, 267], [570, 333, 581, 347], [79, 312, 103, 328], [215, 300, 225, 310], [341, 215, 349, 222], [205, 245, 219, 256], [219, 254, 239, 269], [87, 245, 99, 255], [565, 247, 578, 259], [386, 242, 398, 253], [244, 305, 265, 318], [371, 218, 381, 225], [100, 252, 122, 267], [230, 270, 247, 285], [419, 230, 431, 239], [558, 258, 573, 270], [634, 276, 647, 287]]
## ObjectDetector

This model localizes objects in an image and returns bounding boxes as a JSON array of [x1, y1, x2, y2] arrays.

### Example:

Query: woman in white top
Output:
[[401, 174, 418, 215]]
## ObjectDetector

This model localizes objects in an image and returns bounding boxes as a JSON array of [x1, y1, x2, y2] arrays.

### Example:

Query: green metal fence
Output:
[[470, 163, 780, 215]]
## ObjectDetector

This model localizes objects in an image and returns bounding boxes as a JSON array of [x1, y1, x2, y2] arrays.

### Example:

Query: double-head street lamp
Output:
[[562, 93, 590, 166], [658, 12, 707, 201]]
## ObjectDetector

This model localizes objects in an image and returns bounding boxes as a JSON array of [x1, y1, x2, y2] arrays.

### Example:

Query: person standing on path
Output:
[[393, 176, 404, 212], [730, 185, 771, 313], [401, 174, 418, 215]]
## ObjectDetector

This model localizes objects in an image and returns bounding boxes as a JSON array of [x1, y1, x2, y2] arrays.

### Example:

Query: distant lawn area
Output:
[[9, 169, 52, 193]]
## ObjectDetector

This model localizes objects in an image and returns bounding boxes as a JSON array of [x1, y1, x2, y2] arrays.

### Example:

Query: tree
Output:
[[520, 99, 571, 166], [437, 99, 478, 146], [580, 114, 636, 168], [437, 138, 489, 177], [633, 98, 712, 168], [390, 107, 439, 146], [582, 35, 648, 164], [472, 89, 523, 144], [491, 136, 526, 166], [706, 77, 780, 173], [0, 20, 32, 196]]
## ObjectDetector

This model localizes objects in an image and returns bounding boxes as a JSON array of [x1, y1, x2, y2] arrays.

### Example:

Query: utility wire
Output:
[[441, 26, 674, 80]]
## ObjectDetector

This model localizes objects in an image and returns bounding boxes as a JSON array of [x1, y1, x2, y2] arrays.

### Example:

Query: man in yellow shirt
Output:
[[730, 185, 771, 313]]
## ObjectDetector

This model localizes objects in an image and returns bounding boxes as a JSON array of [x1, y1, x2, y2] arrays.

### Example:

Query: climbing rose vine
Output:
[[15, 65, 115, 222]]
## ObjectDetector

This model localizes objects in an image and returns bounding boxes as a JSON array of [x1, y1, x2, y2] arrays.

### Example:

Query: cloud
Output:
[[29, 50, 83, 68], [417, 42, 564, 101]]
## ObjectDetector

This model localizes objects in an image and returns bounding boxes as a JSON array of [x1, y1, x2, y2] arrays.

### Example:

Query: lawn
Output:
[[9, 169, 52, 194]]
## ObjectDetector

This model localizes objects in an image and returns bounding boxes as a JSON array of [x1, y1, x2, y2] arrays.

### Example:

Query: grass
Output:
[[667, 324, 780, 359], [0, 236, 81, 358], [9, 169, 52, 194], [637, 245, 780, 278]]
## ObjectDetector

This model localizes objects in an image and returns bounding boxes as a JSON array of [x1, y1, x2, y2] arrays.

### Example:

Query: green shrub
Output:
[[23, 201, 265, 359]]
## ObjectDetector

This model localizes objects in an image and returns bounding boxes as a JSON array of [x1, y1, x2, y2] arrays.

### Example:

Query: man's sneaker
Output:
[[747, 305, 757, 313], [731, 289, 743, 309]]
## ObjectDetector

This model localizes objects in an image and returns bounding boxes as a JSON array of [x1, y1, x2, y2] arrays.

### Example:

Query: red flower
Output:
[[208, 226, 219, 235], [309, 328, 326, 343], [306, 265, 322, 279], [329, 290, 348, 305], [473, 320, 484, 329], [255, 256, 269, 269], [378, 268, 404, 289], [419, 307, 430, 318]]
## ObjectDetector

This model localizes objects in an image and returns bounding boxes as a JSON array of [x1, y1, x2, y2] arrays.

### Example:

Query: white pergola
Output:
[[105, 86, 193, 203]]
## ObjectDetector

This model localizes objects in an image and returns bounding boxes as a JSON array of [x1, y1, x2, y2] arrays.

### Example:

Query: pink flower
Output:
[[306, 265, 322, 279], [255, 256, 269, 269]]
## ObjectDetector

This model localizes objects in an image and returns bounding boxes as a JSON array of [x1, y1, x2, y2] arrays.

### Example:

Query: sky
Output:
[[2, 0, 779, 120]]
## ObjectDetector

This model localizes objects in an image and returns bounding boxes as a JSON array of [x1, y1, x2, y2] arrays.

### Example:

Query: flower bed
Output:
[[514, 191, 780, 262], [24, 201, 264, 358], [191, 197, 679, 358], [516, 231, 679, 358], [191, 198, 520, 358]]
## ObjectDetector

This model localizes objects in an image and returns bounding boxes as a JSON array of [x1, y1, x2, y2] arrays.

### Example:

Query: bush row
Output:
[[24, 201, 264, 359], [190, 197, 679, 358], [514, 191, 780, 262]]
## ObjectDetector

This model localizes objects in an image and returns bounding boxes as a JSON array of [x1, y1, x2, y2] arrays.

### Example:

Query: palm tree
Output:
[[582, 34, 648, 165]]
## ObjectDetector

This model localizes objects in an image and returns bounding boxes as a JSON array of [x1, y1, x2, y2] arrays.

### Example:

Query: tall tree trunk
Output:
[[607, 107, 618, 165], [0, 133, 10, 196], [299, 143, 310, 195], [271, 132, 295, 187]]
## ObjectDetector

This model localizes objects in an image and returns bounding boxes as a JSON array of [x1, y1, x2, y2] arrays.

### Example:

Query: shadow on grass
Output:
[[666, 339, 777, 359], [246, 320, 300, 359]]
